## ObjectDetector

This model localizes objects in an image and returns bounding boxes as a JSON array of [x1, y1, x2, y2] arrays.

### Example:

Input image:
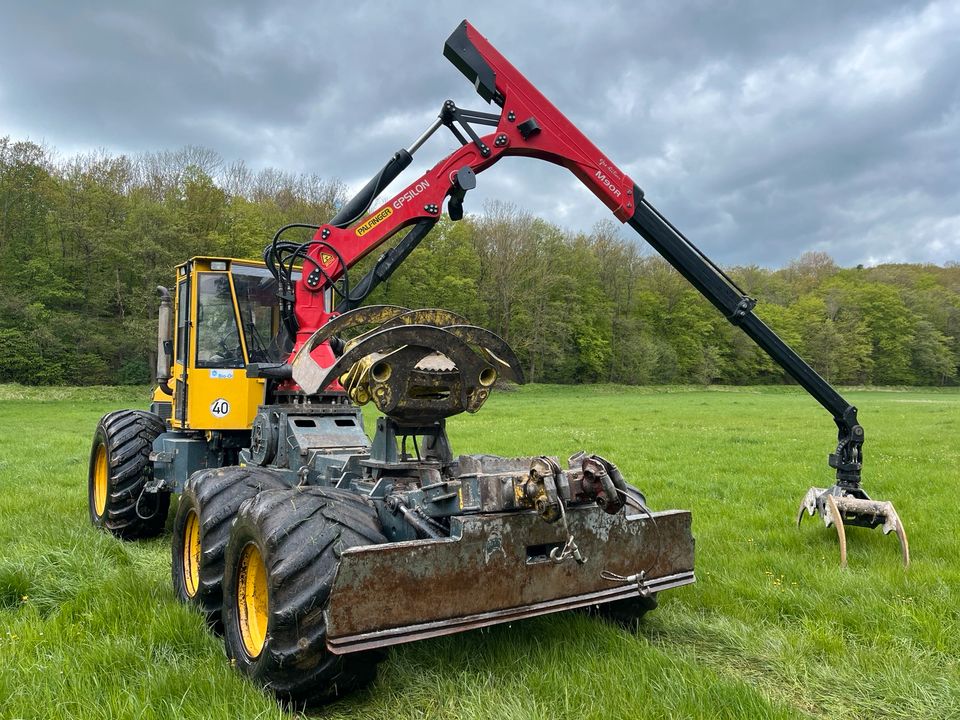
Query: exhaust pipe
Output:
[[156, 286, 173, 395]]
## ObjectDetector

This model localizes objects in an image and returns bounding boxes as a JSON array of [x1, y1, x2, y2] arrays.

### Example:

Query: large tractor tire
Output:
[[88, 409, 169, 539], [171, 466, 290, 630], [222, 486, 388, 707]]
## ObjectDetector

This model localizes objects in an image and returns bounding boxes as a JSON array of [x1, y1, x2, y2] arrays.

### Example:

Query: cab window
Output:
[[175, 279, 189, 365], [195, 273, 243, 368], [232, 266, 293, 362]]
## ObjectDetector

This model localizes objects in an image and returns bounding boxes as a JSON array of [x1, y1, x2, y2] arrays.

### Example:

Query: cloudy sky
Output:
[[1, 1, 957, 267]]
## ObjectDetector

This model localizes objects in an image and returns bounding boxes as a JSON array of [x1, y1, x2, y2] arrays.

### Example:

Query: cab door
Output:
[[186, 269, 263, 430], [169, 259, 268, 431], [172, 267, 191, 428]]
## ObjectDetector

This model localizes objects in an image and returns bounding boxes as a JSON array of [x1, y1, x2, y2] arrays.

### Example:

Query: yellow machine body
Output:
[[154, 257, 286, 432]]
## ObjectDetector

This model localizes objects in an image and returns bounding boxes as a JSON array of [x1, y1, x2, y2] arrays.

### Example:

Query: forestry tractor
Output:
[[87, 21, 908, 706]]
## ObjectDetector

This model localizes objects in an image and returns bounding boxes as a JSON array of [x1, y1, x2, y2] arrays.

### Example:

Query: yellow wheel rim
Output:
[[93, 443, 108, 517], [237, 542, 269, 658], [182, 509, 201, 598]]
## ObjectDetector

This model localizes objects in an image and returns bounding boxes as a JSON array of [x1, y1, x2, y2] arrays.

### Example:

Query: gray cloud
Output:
[[1, 0, 957, 267]]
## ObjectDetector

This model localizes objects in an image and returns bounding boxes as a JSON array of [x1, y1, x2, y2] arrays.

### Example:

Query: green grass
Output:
[[0, 383, 957, 719]]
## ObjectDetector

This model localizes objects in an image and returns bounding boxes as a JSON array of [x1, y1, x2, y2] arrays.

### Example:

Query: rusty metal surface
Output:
[[327, 571, 694, 653], [324, 505, 694, 653], [292, 307, 525, 414], [291, 305, 411, 393], [441, 324, 525, 384], [330, 324, 494, 419], [380, 308, 469, 329]]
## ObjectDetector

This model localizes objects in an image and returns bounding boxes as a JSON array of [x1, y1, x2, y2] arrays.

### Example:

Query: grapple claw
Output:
[[797, 485, 908, 568], [796, 486, 821, 527], [824, 493, 848, 568], [832, 495, 910, 569], [894, 514, 910, 569]]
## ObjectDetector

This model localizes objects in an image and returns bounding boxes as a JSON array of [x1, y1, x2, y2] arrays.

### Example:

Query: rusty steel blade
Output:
[[324, 505, 695, 654]]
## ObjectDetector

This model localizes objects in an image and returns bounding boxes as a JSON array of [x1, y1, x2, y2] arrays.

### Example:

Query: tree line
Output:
[[1, 137, 957, 387]]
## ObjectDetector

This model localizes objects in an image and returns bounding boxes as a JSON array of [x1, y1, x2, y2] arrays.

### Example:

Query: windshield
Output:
[[196, 273, 243, 368], [232, 265, 294, 363]]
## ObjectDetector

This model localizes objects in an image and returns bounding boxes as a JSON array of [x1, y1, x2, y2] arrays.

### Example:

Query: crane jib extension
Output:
[[286, 20, 906, 567]]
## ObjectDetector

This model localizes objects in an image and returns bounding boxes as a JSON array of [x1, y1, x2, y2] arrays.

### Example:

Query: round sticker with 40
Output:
[[210, 398, 230, 417]]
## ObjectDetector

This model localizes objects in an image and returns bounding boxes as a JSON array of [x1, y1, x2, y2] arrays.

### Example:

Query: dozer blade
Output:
[[797, 486, 909, 568], [323, 504, 695, 654]]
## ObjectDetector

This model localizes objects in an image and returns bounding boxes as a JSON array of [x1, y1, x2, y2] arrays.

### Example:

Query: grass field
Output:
[[0, 383, 957, 719]]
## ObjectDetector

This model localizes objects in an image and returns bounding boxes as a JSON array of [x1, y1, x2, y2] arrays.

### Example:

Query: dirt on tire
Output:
[[171, 465, 291, 631], [222, 486, 387, 707], [88, 409, 169, 539]]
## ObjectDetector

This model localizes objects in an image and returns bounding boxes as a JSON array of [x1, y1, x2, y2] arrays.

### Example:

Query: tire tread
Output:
[[89, 409, 169, 540], [171, 466, 290, 630], [223, 486, 387, 707]]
